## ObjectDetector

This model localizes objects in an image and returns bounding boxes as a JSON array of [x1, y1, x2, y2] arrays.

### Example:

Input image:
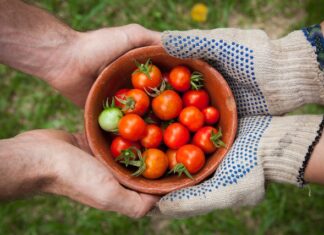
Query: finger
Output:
[[109, 184, 160, 218], [121, 24, 161, 48]]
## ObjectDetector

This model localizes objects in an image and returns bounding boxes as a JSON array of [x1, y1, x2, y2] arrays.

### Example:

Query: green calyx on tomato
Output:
[[210, 128, 226, 148], [169, 163, 193, 179], [115, 96, 136, 112], [190, 71, 204, 90], [144, 79, 167, 97], [133, 59, 153, 80], [116, 147, 146, 176], [115, 147, 138, 167], [98, 98, 123, 132]]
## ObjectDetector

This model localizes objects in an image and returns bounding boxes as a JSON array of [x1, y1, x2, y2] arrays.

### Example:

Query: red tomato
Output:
[[152, 90, 183, 120], [179, 106, 204, 132], [114, 88, 129, 108], [166, 149, 178, 170], [176, 144, 205, 174], [131, 61, 162, 90], [119, 89, 150, 116], [118, 114, 147, 141], [202, 107, 220, 125], [164, 123, 190, 149], [141, 124, 163, 148], [142, 149, 169, 179], [169, 65, 191, 92], [110, 136, 140, 159], [182, 89, 210, 110], [192, 126, 225, 154]]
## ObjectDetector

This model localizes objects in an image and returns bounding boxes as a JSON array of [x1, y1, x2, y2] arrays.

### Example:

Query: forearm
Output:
[[0, 0, 78, 82], [0, 136, 54, 199]]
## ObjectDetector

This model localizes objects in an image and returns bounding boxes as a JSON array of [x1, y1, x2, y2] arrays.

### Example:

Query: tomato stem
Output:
[[133, 59, 153, 80], [190, 71, 204, 90], [115, 147, 147, 177], [169, 163, 193, 180], [115, 96, 136, 112], [144, 79, 166, 97], [210, 128, 227, 148]]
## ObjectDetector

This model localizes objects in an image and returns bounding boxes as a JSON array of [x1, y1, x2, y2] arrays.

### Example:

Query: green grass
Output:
[[1, 0, 324, 234]]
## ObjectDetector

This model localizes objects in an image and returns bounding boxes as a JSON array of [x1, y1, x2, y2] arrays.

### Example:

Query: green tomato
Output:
[[98, 106, 123, 132]]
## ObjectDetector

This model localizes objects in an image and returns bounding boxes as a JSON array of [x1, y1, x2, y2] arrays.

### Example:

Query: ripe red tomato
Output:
[[179, 106, 204, 132], [142, 148, 169, 179], [169, 65, 191, 92], [164, 123, 190, 149], [192, 126, 225, 154], [176, 144, 205, 174], [202, 106, 220, 125], [166, 149, 178, 170], [131, 61, 162, 90], [140, 124, 163, 148], [110, 136, 140, 159], [114, 88, 129, 108], [182, 89, 210, 110], [152, 90, 183, 120], [119, 89, 149, 116], [118, 114, 147, 141]]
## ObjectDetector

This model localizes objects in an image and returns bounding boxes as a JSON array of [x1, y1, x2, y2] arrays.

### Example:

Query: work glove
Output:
[[153, 24, 324, 217]]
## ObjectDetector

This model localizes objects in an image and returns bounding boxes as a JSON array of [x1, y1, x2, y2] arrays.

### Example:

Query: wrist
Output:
[[0, 134, 56, 199], [259, 115, 324, 186]]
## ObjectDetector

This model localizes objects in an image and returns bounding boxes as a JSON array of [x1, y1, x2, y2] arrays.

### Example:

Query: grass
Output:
[[1, 0, 324, 234]]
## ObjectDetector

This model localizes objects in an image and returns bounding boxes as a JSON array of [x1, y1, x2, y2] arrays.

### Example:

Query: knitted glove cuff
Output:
[[302, 24, 324, 70], [259, 115, 324, 186]]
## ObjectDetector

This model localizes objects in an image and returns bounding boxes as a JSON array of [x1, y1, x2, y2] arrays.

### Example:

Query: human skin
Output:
[[0, 0, 161, 218]]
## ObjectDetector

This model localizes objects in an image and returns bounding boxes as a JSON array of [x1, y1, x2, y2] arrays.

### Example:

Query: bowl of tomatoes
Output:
[[84, 45, 237, 195]]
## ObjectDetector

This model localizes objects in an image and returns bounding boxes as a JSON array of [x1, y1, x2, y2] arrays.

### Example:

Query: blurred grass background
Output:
[[1, 0, 324, 234]]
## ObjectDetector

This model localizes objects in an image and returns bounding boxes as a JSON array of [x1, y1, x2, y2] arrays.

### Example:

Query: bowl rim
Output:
[[84, 45, 238, 195]]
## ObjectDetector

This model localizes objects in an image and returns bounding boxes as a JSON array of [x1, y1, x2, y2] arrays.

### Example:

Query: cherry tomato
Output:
[[98, 100, 123, 132], [142, 148, 168, 179], [166, 149, 178, 170], [152, 90, 183, 120], [132, 60, 162, 90], [182, 89, 210, 110], [114, 88, 129, 108], [176, 144, 205, 174], [118, 89, 149, 116], [202, 106, 220, 125], [164, 123, 190, 149], [169, 65, 191, 92], [110, 136, 140, 159], [140, 124, 163, 148], [179, 106, 204, 132], [118, 114, 147, 141], [192, 126, 225, 154]]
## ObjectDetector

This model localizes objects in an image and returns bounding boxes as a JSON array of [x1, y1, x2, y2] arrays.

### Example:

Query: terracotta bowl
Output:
[[84, 45, 237, 195]]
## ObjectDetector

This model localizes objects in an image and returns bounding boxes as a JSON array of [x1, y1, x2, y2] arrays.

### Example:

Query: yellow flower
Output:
[[191, 3, 208, 23]]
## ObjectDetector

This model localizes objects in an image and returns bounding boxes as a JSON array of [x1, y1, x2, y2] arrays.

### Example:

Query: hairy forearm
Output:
[[0, 136, 54, 199], [0, 0, 77, 81]]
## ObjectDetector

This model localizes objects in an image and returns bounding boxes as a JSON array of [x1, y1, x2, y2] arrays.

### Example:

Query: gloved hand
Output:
[[153, 25, 324, 217]]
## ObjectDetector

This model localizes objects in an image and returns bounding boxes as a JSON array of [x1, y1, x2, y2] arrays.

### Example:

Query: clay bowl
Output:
[[85, 45, 237, 195]]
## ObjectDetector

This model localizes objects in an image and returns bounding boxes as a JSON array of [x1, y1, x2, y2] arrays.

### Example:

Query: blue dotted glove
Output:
[[152, 27, 324, 217]]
